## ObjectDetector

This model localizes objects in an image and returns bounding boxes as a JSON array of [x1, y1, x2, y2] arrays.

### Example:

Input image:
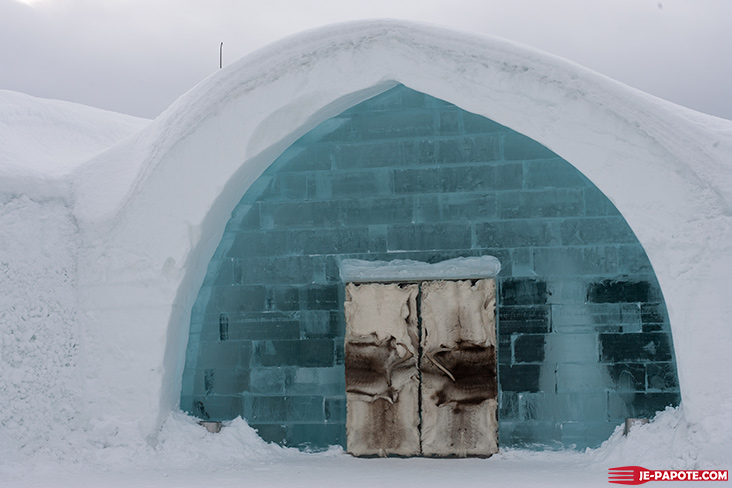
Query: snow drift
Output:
[[0, 89, 148, 198], [0, 90, 148, 462]]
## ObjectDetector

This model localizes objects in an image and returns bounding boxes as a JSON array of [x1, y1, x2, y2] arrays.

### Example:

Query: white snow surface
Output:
[[340, 256, 501, 282], [1, 19, 732, 486], [0, 90, 149, 199], [0, 408, 724, 488]]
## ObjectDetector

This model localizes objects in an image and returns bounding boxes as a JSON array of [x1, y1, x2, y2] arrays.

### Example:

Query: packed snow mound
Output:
[[0, 196, 81, 460], [0, 89, 149, 185], [0, 91, 148, 461], [589, 406, 732, 469]]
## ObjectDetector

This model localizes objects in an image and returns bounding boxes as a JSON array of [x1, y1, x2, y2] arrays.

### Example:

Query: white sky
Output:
[[1, 0, 731, 120]]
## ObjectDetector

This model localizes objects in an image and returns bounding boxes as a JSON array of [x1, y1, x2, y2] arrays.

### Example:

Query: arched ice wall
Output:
[[73, 21, 732, 450]]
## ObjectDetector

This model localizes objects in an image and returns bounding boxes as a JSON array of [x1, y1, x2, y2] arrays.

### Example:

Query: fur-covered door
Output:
[[344, 279, 497, 457]]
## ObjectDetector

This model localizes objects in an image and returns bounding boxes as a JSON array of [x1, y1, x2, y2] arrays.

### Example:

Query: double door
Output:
[[344, 279, 498, 457]]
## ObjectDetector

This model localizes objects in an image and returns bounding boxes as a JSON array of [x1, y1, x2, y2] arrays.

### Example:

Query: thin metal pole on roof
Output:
[[220, 42, 223, 69]]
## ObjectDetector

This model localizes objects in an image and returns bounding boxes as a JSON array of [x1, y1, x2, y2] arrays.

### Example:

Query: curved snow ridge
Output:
[[71, 19, 732, 223], [0, 89, 150, 198]]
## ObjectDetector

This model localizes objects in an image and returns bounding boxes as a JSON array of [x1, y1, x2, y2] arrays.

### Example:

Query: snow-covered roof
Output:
[[73, 21, 732, 224]]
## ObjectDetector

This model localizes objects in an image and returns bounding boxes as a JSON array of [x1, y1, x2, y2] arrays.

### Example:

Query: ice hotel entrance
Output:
[[179, 84, 681, 451], [342, 257, 500, 457]]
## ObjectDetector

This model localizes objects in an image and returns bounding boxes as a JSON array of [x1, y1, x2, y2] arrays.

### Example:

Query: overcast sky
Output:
[[1, 0, 731, 120]]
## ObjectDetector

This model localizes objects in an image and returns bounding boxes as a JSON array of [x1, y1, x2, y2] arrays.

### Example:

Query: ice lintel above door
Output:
[[339, 256, 501, 283]]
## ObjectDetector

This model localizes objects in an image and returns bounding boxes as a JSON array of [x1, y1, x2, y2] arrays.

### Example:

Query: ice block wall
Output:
[[179, 84, 680, 449]]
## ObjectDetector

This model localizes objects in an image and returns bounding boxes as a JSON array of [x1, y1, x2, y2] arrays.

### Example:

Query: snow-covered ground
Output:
[[0, 409, 715, 488], [2, 20, 732, 487]]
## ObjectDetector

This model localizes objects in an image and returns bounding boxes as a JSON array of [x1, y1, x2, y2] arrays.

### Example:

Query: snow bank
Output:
[[0, 196, 81, 459], [1, 19, 732, 478], [0, 91, 149, 462], [0, 90, 149, 198], [589, 406, 732, 470], [3, 408, 726, 488]]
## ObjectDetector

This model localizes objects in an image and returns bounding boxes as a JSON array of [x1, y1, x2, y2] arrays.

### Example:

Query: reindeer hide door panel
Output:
[[420, 279, 498, 457], [344, 279, 497, 457], [344, 282, 420, 457]]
